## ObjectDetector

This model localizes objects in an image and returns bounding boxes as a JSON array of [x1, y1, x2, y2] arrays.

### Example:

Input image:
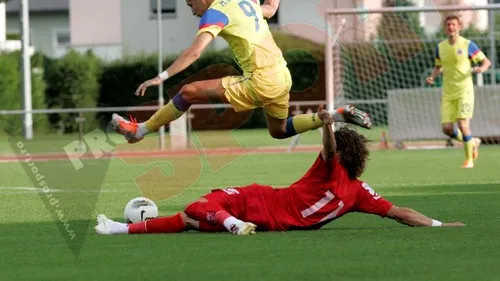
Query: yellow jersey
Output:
[[196, 0, 286, 75], [435, 36, 486, 99]]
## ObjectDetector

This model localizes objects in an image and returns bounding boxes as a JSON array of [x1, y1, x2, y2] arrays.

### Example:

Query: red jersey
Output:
[[267, 154, 393, 231]]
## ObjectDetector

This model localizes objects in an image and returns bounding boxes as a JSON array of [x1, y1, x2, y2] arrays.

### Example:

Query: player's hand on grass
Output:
[[134, 77, 163, 96], [426, 76, 435, 85], [317, 105, 334, 125]]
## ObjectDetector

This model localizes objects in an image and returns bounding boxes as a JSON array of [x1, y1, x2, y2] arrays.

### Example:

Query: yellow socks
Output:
[[451, 127, 463, 141], [463, 135, 473, 161], [145, 102, 184, 131], [285, 113, 323, 137], [144, 94, 191, 132]]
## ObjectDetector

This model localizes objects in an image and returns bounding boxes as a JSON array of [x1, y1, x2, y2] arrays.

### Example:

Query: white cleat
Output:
[[334, 105, 372, 129], [230, 222, 257, 235], [95, 214, 113, 235]]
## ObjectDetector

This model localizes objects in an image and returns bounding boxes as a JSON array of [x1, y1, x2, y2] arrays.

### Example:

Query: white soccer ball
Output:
[[123, 197, 159, 223]]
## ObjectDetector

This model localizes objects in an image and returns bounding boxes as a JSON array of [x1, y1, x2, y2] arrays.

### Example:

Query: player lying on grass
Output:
[[110, 0, 372, 144], [96, 106, 464, 236]]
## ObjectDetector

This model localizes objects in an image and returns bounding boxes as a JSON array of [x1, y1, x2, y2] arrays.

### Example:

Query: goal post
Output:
[[325, 4, 500, 146]]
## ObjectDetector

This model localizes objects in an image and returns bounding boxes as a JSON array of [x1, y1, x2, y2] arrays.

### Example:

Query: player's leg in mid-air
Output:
[[111, 78, 227, 144], [225, 68, 372, 139], [111, 74, 372, 143], [441, 97, 480, 168]]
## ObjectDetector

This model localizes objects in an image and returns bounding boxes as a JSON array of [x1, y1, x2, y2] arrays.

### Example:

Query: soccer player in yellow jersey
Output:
[[426, 15, 491, 168], [111, 0, 372, 144]]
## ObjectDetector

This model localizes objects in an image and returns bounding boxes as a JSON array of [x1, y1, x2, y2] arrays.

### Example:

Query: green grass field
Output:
[[0, 129, 499, 281], [0, 127, 385, 155]]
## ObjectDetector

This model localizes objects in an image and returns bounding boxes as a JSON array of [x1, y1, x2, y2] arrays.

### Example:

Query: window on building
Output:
[[260, 0, 279, 24], [6, 33, 21, 40], [150, 0, 176, 19], [54, 30, 71, 47], [7, 29, 34, 45]]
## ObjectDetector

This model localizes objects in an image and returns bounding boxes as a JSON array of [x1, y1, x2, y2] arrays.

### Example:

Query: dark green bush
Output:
[[43, 49, 102, 133], [0, 51, 47, 135]]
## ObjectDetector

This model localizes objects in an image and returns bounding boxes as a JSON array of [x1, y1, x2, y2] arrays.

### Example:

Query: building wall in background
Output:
[[120, 0, 200, 57], [70, 0, 121, 45], [6, 12, 68, 57]]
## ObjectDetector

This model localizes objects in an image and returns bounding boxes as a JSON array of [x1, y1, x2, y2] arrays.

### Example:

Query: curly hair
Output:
[[334, 126, 370, 179]]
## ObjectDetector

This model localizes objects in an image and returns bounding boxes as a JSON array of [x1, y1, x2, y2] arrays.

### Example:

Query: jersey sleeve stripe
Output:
[[199, 22, 226, 29], [468, 41, 481, 56], [199, 8, 229, 30], [470, 50, 480, 58]]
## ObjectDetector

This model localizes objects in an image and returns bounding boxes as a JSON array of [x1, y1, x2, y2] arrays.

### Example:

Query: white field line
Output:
[[0, 186, 123, 194], [369, 180, 500, 188], [1, 182, 499, 195]]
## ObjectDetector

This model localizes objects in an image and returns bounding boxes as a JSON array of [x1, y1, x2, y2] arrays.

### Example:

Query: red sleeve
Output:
[[354, 182, 393, 217]]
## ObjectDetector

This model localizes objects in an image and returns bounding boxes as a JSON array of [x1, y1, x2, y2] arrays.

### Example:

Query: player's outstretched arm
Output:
[[386, 206, 464, 227], [134, 32, 214, 96], [261, 0, 279, 19], [317, 106, 336, 161]]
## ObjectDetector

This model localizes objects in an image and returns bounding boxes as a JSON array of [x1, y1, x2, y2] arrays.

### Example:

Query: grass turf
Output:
[[0, 141, 499, 281], [0, 127, 383, 155]]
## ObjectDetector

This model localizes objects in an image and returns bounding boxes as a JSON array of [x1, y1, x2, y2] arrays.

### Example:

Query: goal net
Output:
[[325, 4, 500, 147]]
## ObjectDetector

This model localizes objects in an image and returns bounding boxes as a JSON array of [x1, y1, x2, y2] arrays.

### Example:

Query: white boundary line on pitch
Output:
[[383, 191, 500, 196], [1, 181, 499, 195], [0, 148, 321, 164], [0, 186, 124, 194], [370, 180, 500, 188]]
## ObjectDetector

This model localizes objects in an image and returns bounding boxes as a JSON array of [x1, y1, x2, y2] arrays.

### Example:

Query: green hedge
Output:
[[5, 29, 500, 134], [43, 50, 102, 133], [97, 49, 321, 129], [0, 52, 47, 135]]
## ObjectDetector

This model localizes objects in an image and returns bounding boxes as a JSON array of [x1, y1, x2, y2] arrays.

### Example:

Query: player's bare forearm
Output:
[[136, 49, 200, 95], [163, 48, 201, 79], [261, 0, 279, 19], [386, 206, 464, 227], [318, 108, 336, 160], [162, 32, 214, 79], [322, 121, 336, 159], [134, 33, 213, 96], [473, 57, 491, 73], [431, 66, 441, 78], [426, 66, 441, 85]]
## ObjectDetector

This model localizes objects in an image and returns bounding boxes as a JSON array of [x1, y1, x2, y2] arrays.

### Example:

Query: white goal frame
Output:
[[324, 3, 500, 114]]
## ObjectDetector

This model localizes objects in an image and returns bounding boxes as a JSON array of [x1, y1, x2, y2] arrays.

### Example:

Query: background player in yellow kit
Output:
[[111, 0, 372, 144], [426, 15, 491, 168]]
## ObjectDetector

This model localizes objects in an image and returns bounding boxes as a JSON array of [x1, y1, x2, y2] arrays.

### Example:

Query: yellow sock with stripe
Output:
[[450, 127, 463, 141], [145, 94, 191, 132], [284, 113, 323, 138], [463, 134, 473, 161]]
